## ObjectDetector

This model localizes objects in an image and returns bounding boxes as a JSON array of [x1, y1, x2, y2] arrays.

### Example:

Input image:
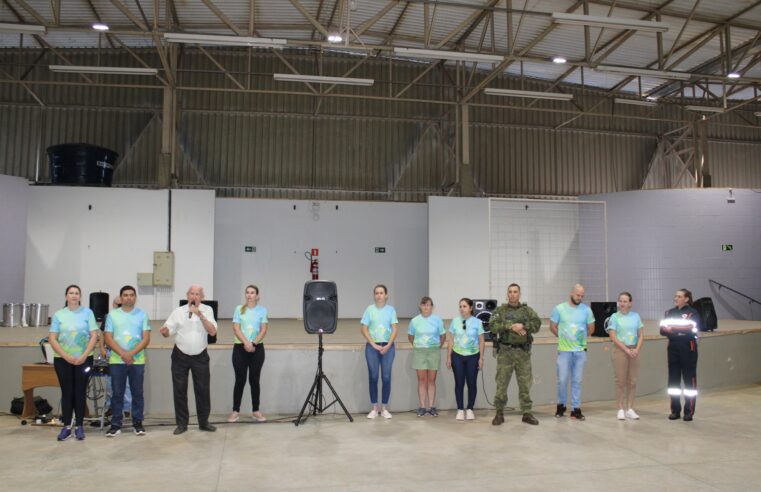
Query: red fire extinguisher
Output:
[[309, 248, 319, 280]]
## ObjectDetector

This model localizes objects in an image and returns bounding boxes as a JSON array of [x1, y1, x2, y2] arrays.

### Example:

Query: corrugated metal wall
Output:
[[1, 49, 760, 201]]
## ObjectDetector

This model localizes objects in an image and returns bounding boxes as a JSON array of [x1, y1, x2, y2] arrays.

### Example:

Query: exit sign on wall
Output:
[[722, 244, 733, 251]]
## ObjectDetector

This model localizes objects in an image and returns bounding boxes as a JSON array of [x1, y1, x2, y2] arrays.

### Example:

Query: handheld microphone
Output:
[[188, 301, 195, 319]]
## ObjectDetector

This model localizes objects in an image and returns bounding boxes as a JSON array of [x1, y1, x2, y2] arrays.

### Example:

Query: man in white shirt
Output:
[[160, 284, 218, 435]]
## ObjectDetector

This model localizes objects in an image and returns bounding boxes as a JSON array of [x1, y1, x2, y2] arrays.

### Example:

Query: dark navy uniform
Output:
[[660, 305, 701, 418]]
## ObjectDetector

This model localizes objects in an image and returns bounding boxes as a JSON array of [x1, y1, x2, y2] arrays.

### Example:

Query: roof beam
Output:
[[289, 0, 329, 38], [109, 0, 149, 31], [14, 0, 49, 26], [200, 0, 244, 36], [356, 0, 400, 37]]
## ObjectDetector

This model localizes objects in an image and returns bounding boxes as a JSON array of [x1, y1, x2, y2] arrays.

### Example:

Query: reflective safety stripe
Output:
[[667, 388, 682, 395], [683, 389, 698, 397]]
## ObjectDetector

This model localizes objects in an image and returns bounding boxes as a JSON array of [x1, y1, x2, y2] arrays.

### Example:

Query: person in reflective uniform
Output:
[[660, 288, 701, 422]]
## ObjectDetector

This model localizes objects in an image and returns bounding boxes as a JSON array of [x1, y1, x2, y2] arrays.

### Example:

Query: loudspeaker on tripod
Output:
[[591, 302, 617, 337], [303, 281, 338, 334]]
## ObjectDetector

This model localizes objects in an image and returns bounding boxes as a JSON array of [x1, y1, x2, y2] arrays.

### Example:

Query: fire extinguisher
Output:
[[310, 257, 319, 280]]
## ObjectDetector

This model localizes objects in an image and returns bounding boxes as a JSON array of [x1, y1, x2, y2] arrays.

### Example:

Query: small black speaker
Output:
[[591, 302, 617, 337], [89, 292, 109, 322], [693, 297, 718, 331], [303, 281, 338, 334], [473, 299, 498, 341], [179, 299, 219, 344]]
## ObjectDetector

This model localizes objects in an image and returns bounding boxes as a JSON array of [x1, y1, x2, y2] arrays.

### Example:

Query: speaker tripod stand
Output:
[[295, 331, 353, 426]]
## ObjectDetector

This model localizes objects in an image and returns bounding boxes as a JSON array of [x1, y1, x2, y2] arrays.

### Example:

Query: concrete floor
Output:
[[1, 385, 759, 492]]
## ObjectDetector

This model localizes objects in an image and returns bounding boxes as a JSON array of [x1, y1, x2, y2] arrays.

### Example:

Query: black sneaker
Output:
[[668, 412, 681, 420], [683, 414, 693, 422], [133, 421, 146, 436], [105, 426, 121, 437], [570, 408, 586, 421], [555, 404, 567, 417]]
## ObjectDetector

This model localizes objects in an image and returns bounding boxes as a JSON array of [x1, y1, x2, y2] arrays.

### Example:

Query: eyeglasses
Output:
[[462, 319, 467, 330]]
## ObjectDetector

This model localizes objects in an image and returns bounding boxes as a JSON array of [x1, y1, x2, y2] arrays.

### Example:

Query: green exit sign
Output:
[[721, 244, 733, 251], [244, 246, 256, 253], [375, 247, 386, 253]]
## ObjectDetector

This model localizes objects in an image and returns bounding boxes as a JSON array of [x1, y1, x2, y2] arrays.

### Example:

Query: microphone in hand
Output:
[[188, 301, 195, 319]]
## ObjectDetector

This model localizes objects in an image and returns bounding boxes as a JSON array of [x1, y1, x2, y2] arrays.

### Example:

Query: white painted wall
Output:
[[0, 175, 28, 305], [428, 196, 490, 320], [583, 188, 761, 320], [214, 198, 428, 319], [24, 187, 215, 320]]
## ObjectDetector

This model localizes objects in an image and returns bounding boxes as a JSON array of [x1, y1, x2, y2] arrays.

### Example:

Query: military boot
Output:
[[492, 409, 504, 426]]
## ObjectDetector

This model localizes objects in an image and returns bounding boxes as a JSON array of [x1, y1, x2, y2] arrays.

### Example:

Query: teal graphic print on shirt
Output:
[[50, 307, 97, 358], [606, 311, 643, 346], [408, 314, 445, 348], [105, 307, 151, 364], [449, 316, 485, 356], [550, 302, 595, 352], [233, 305, 268, 343], [361, 304, 398, 343]]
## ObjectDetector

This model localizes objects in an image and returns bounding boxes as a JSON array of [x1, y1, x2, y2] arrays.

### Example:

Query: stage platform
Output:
[[1, 319, 760, 417]]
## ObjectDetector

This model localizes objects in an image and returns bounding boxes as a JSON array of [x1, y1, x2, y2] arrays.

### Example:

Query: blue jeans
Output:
[[556, 351, 587, 409], [106, 376, 132, 411], [110, 364, 145, 427], [365, 342, 395, 405]]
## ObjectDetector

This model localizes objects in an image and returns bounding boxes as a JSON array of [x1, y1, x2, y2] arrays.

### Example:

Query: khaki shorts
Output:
[[412, 347, 441, 370]]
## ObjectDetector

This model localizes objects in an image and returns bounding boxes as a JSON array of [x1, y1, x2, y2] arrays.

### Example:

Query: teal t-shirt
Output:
[[449, 316, 485, 356], [606, 311, 643, 346], [408, 314, 445, 348], [361, 304, 398, 343], [105, 307, 151, 364], [50, 306, 97, 358], [232, 304, 268, 344], [550, 302, 595, 352]]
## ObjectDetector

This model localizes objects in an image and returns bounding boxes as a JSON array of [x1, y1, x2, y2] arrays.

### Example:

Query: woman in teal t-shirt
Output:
[[228, 285, 269, 423], [407, 296, 445, 417], [48, 284, 98, 441], [361, 284, 398, 419], [606, 291, 644, 420], [447, 298, 485, 421]]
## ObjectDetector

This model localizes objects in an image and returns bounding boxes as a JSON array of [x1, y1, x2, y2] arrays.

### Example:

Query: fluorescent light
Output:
[[552, 56, 567, 64], [646, 96, 659, 101], [754, 112, 761, 117], [596, 64, 692, 81], [615, 97, 658, 107], [273, 73, 374, 86], [327, 33, 343, 43], [92, 23, 109, 31], [552, 13, 670, 33], [49, 65, 158, 76], [727, 72, 740, 79], [164, 33, 287, 48], [394, 47, 504, 64], [685, 105, 725, 113], [483, 88, 574, 101], [0, 22, 46, 34]]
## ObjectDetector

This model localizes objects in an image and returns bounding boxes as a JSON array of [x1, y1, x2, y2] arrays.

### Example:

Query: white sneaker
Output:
[[367, 408, 379, 419], [455, 410, 465, 421], [227, 411, 240, 423], [381, 408, 392, 419], [626, 409, 640, 420], [465, 409, 475, 420], [617, 409, 625, 420]]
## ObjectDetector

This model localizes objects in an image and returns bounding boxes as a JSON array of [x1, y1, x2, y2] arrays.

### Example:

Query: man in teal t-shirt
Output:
[[549, 284, 595, 420], [104, 285, 151, 437]]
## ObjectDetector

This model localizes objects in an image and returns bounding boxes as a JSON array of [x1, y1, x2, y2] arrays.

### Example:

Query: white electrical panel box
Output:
[[153, 251, 174, 286], [136, 272, 154, 287]]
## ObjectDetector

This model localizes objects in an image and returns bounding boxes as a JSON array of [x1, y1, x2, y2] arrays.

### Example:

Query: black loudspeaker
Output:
[[179, 300, 219, 344], [303, 281, 338, 334], [89, 292, 109, 322], [693, 297, 718, 331], [473, 299, 498, 341], [591, 302, 617, 337]]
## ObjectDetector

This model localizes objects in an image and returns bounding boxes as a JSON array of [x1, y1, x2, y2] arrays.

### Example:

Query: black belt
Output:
[[500, 343, 531, 350]]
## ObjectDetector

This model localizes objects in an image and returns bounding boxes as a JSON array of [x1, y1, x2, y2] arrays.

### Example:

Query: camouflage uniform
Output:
[[490, 302, 541, 413]]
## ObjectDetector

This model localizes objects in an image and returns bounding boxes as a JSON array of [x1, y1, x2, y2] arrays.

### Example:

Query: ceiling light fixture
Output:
[[49, 65, 158, 76], [164, 33, 287, 48], [552, 56, 567, 64], [0, 22, 46, 34], [483, 88, 574, 101], [92, 23, 109, 31], [614, 97, 658, 107], [685, 105, 725, 113], [394, 47, 505, 64], [727, 72, 741, 79], [327, 33, 343, 43], [551, 13, 670, 33], [595, 64, 692, 81], [273, 73, 374, 86]]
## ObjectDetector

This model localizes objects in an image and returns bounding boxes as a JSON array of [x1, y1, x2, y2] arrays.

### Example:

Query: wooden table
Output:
[[21, 363, 59, 418]]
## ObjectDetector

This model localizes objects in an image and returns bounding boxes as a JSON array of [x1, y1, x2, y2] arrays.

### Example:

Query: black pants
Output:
[[232, 343, 265, 412], [667, 340, 698, 416], [451, 352, 479, 410], [53, 356, 93, 426], [171, 346, 211, 426]]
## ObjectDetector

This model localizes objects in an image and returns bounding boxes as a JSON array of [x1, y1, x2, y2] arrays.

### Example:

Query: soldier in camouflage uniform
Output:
[[489, 283, 541, 426]]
